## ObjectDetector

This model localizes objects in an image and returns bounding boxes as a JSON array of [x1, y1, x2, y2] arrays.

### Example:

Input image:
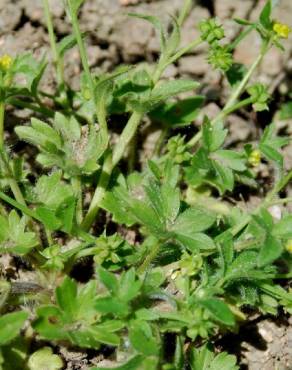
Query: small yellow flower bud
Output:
[[83, 88, 91, 101], [0, 54, 13, 71], [285, 240, 292, 253], [248, 149, 261, 167], [273, 22, 291, 39]]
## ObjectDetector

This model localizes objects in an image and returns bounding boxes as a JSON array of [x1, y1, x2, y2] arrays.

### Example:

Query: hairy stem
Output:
[[137, 241, 160, 274], [8, 98, 54, 118], [267, 197, 292, 206], [178, 0, 192, 26], [67, 0, 94, 94], [112, 111, 143, 167], [0, 188, 95, 243], [0, 190, 39, 220], [227, 170, 292, 237], [67, 0, 108, 139], [187, 43, 270, 148], [154, 38, 202, 83], [82, 34, 203, 230], [82, 110, 144, 231], [42, 0, 64, 87], [81, 154, 113, 231], [0, 102, 4, 149], [72, 176, 83, 224], [0, 104, 26, 206]]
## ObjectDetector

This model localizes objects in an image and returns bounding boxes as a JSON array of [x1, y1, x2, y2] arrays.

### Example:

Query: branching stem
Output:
[[187, 41, 270, 148]]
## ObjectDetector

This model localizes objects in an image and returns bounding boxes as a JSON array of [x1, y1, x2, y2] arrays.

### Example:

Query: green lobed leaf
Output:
[[0, 311, 28, 346], [35, 207, 62, 231], [257, 234, 283, 267], [174, 232, 215, 253], [172, 207, 216, 234], [151, 79, 200, 103], [28, 347, 63, 370], [202, 118, 227, 152], [212, 150, 246, 172], [273, 215, 292, 238], [98, 267, 119, 294], [95, 297, 129, 316], [190, 344, 239, 370], [128, 321, 159, 356], [200, 298, 235, 326], [0, 211, 38, 255], [55, 277, 78, 321]]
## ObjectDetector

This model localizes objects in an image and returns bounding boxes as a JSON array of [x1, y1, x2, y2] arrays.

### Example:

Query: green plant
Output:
[[0, 0, 291, 368]]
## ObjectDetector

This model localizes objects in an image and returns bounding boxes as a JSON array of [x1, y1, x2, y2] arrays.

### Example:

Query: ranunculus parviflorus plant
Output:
[[0, 0, 291, 368]]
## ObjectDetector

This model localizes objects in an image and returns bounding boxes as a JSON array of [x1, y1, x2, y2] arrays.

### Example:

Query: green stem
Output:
[[42, 0, 64, 87], [72, 176, 83, 224], [45, 229, 53, 246], [81, 153, 113, 231], [137, 241, 160, 274], [8, 98, 54, 118], [82, 111, 143, 230], [0, 102, 4, 149], [82, 35, 202, 230], [112, 111, 143, 167], [67, 0, 94, 96], [75, 245, 100, 259], [153, 127, 168, 157], [187, 43, 269, 148], [227, 170, 292, 237], [0, 190, 40, 221], [228, 25, 256, 51], [266, 197, 292, 206], [225, 54, 265, 111], [177, 0, 192, 27], [67, 0, 108, 140], [265, 170, 292, 203], [154, 38, 202, 83], [221, 96, 254, 117], [275, 272, 292, 279], [0, 188, 95, 243], [96, 98, 109, 149], [128, 133, 137, 172], [0, 104, 26, 206], [9, 177, 26, 205], [234, 236, 263, 251]]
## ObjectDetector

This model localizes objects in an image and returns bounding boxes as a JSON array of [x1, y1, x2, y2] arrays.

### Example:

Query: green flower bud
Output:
[[247, 83, 270, 112], [199, 18, 225, 45], [167, 134, 191, 164], [207, 45, 233, 72], [41, 245, 65, 271], [179, 252, 203, 276]]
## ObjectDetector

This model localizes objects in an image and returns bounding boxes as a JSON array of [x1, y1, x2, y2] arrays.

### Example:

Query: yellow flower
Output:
[[273, 22, 291, 39], [285, 240, 292, 253], [0, 54, 13, 71], [248, 149, 261, 167]]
